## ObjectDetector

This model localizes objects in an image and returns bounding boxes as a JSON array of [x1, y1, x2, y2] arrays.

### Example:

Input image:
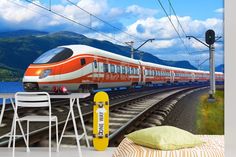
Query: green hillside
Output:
[[0, 66, 22, 81]]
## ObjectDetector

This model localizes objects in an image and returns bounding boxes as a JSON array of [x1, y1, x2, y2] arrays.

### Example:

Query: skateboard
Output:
[[93, 91, 109, 151]]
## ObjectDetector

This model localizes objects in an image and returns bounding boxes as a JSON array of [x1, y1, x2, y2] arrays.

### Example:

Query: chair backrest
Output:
[[15, 92, 51, 108]]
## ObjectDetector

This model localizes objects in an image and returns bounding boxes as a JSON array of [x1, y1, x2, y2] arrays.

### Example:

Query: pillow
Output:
[[126, 126, 203, 150]]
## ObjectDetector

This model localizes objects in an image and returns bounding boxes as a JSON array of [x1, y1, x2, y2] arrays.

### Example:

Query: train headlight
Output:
[[39, 69, 51, 79], [60, 86, 68, 93]]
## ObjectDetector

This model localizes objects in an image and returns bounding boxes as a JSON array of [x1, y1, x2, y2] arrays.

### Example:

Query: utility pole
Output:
[[186, 29, 217, 101], [125, 41, 134, 58], [136, 38, 155, 61], [125, 38, 155, 59]]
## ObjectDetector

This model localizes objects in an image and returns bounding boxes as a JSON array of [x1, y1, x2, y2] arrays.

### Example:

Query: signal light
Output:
[[205, 29, 215, 45]]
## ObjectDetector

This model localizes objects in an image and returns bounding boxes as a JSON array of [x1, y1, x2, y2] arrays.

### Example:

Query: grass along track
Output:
[[196, 90, 224, 134]]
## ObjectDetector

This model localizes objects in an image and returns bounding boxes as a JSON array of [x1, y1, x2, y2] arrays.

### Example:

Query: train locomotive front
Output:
[[23, 45, 99, 92]]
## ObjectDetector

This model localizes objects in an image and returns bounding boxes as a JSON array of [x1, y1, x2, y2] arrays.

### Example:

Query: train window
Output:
[[103, 63, 109, 72], [94, 60, 97, 68], [110, 64, 115, 73], [127, 67, 130, 74], [80, 58, 86, 66], [117, 66, 121, 73], [131, 68, 134, 75], [122, 66, 126, 74], [33, 47, 73, 64]]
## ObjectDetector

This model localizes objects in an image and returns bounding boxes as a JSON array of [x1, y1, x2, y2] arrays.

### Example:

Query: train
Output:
[[23, 44, 224, 92]]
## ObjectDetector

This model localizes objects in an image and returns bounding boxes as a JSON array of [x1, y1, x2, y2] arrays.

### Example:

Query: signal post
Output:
[[187, 29, 216, 101], [205, 30, 216, 101]]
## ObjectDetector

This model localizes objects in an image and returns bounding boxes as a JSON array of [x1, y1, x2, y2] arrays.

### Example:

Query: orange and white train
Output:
[[23, 45, 224, 92]]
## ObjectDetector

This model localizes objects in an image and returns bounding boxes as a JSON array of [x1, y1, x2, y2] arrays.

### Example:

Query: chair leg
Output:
[[49, 120, 52, 157], [12, 117, 16, 157], [0, 98, 6, 125], [56, 119, 59, 152], [8, 98, 15, 148], [27, 120, 29, 151], [18, 120, 30, 152], [8, 119, 14, 148]]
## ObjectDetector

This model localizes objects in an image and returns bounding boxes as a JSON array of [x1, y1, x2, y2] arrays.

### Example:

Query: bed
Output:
[[112, 135, 224, 157]]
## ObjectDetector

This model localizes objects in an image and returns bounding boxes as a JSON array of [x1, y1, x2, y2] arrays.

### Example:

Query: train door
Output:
[[169, 70, 173, 83], [138, 66, 142, 84], [99, 62, 104, 82], [191, 73, 195, 82], [171, 71, 175, 83], [92, 57, 100, 82], [142, 66, 146, 84]]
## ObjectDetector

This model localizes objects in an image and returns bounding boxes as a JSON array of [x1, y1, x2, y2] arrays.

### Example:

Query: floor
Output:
[[0, 147, 116, 157]]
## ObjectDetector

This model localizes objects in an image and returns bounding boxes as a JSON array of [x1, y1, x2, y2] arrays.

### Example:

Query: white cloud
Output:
[[0, 1, 39, 23], [215, 8, 224, 13], [126, 5, 158, 18], [0, 0, 108, 31], [108, 8, 124, 18]]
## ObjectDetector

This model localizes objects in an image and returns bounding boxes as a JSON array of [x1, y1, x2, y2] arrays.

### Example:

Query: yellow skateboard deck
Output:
[[93, 91, 109, 151]]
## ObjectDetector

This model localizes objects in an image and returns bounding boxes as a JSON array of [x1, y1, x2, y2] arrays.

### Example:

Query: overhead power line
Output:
[[157, 0, 190, 54], [21, 0, 130, 46], [66, 0, 143, 42], [167, 0, 187, 37], [8, 0, 49, 17]]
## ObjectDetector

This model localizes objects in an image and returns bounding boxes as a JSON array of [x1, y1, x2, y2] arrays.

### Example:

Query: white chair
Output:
[[12, 92, 59, 156]]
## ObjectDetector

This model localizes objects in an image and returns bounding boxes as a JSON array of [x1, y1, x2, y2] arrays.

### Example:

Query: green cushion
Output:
[[126, 126, 203, 150]]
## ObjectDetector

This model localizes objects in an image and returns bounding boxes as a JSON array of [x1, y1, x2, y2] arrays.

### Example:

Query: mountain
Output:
[[0, 30, 48, 38], [0, 30, 197, 80], [216, 64, 224, 72]]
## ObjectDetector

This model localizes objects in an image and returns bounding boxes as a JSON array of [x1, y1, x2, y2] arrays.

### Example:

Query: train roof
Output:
[[61, 44, 139, 65], [140, 60, 198, 72], [61, 44, 223, 75]]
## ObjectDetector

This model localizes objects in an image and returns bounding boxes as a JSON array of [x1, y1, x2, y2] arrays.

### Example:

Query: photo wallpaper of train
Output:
[[0, 0, 224, 153]]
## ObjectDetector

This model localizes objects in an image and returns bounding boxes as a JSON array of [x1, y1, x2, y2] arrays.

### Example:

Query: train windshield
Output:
[[33, 47, 73, 64]]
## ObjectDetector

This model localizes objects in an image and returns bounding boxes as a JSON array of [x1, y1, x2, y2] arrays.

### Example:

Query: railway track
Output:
[[109, 86, 207, 146], [0, 84, 207, 147]]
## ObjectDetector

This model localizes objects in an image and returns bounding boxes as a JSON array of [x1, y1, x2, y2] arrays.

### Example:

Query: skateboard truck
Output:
[[92, 134, 109, 138]]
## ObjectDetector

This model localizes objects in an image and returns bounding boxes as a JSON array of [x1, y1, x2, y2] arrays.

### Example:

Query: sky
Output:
[[0, 0, 224, 69]]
